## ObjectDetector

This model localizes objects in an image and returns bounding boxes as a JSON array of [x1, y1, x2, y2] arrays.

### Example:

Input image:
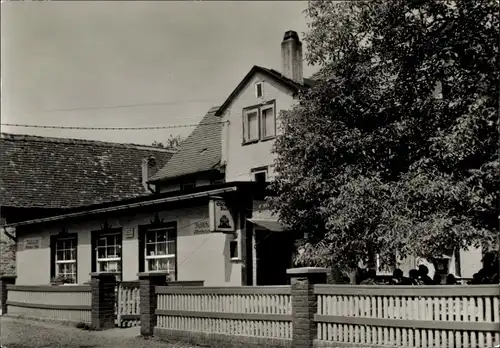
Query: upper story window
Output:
[[255, 82, 263, 98], [261, 104, 275, 139], [242, 100, 276, 145], [243, 108, 260, 143]]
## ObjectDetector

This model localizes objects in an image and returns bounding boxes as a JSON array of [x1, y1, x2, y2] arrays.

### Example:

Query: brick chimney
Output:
[[142, 156, 156, 192], [281, 30, 303, 85]]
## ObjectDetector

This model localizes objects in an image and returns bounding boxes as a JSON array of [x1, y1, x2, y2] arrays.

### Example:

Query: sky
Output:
[[1, 1, 318, 146]]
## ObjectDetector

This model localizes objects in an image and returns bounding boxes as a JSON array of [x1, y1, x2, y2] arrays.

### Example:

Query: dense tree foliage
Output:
[[268, 0, 499, 271]]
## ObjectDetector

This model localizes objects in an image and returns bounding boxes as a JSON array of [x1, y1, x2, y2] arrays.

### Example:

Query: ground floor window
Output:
[[54, 235, 77, 283], [145, 226, 176, 279], [95, 231, 122, 281]]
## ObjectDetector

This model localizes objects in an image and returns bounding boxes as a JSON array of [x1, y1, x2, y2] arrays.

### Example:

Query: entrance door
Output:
[[255, 229, 294, 286]]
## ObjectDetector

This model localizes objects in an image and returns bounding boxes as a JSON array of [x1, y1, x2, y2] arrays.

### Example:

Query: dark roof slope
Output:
[[215, 65, 316, 116], [0, 133, 174, 209], [149, 106, 223, 183]]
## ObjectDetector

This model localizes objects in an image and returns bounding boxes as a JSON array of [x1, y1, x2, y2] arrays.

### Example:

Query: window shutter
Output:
[[174, 223, 178, 280], [138, 226, 145, 273], [242, 113, 248, 142], [90, 231, 97, 273]]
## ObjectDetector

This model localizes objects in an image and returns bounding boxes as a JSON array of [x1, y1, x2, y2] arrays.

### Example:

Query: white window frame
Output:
[[260, 103, 276, 139], [255, 82, 264, 98], [242, 100, 277, 144], [252, 167, 268, 183], [144, 227, 176, 278], [229, 231, 240, 261], [96, 232, 122, 280], [243, 108, 260, 143], [55, 236, 77, 283]]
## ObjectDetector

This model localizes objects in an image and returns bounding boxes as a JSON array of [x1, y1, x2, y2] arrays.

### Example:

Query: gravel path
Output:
[[0, 316, 201, 348]]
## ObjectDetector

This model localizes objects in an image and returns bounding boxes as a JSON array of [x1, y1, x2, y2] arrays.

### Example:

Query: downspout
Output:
[[142, 157, 158, 194], [2, 226, 17, 243], [220, 110, 230, 176], [147, 183, 156, 194]]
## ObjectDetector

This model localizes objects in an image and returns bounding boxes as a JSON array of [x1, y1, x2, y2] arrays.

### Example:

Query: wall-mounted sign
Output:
[[24, 237, 42, 250], [193, 220, 210, 235], [123, 227, 135, 239], [209, 198, 235, 233]]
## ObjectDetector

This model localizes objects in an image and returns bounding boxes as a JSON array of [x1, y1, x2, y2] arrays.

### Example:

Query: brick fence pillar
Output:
[[287, 267, 328, 348], [0, 275, 16, 315], [138, 272, 169, 337], [90, 272, 116, 330]]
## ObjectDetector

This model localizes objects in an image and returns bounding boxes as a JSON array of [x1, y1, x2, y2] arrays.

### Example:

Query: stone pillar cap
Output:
[[286, 267, 329, 275]]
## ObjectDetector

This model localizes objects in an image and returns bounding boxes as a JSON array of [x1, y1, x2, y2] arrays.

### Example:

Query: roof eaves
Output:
[[147, 168, 220, 184], [0, 133, 176, 153], [215, 65, 303, 116], [3, 186, 240, 228]]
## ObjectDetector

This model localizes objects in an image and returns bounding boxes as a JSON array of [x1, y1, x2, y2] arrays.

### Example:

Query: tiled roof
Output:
[[0, 133, 174, 209], [149, 106, 222, 182], [258, 66, 317, 89], [149, 67, 317, 183]]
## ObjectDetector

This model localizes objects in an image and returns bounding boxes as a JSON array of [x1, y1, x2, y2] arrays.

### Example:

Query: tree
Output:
[[268, 0, 499, 273], [151, 134, 184, 151]]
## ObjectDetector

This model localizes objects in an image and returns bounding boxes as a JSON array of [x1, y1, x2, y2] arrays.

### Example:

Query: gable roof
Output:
[[215, 65, 316, 116], [0, 133, 174, 209], [148, 106, 223, 183], [148, 66, 317, 184]]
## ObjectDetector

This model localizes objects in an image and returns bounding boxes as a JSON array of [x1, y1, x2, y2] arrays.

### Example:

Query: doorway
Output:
[[255, 229, 294, 286]]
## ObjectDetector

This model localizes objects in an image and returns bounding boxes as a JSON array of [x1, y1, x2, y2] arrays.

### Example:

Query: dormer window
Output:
[[255, 82, 263, 98]]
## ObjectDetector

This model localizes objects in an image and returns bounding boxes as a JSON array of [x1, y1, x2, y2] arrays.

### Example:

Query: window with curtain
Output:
[[145, 226, 176, 280], [96, 232, 122, 281], [54, 236, 77, 283]]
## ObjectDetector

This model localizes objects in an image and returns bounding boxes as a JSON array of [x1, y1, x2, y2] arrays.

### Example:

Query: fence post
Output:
[[0, 275, 16, 315], [287, 267, 328, 348], [90, 272, 116, 330], [138, 272, 169, 337]]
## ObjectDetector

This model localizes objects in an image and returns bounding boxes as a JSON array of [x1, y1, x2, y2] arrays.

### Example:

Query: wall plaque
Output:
[[24, 237, 42, 250], [123, 227, 135, 239], [193, 220, 210, 235]]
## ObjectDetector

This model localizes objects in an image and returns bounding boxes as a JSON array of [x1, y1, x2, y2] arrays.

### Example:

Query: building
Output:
[[2, 30, 486, 286], [2, 30, 315, 287], [0, 133, 174, 275]]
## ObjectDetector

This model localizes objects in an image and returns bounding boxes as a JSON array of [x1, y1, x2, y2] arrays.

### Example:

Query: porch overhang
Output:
[[3, 186, 238, 228], [249, 205, 286, 232], [247, 218, 285, 232]]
